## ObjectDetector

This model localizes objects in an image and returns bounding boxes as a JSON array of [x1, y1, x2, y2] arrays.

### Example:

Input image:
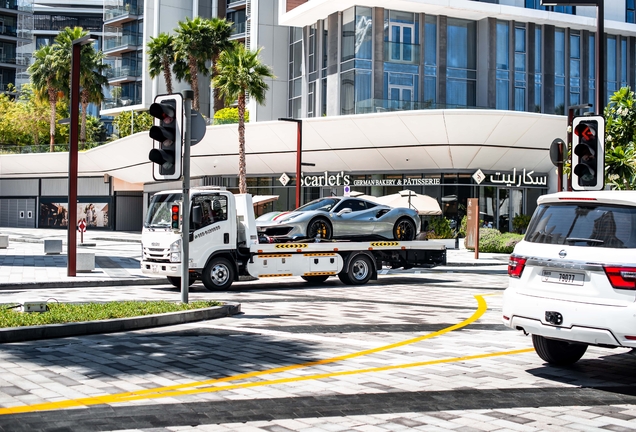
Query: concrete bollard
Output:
[[0, 235, 8, 249], [76, 252, 95, 272], [44, 239, 63, 255]]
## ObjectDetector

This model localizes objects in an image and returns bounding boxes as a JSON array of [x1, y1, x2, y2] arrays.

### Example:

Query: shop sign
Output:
[[484, 168, 547, 187], [352, 177, 440, 187], [300, 171, 351, 187]]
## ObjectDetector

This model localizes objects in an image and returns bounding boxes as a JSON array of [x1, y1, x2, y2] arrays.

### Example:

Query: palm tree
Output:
[[174, 16, 214, 111], [79, 50, 109, 148], [147, 32, 175, 94], [213, 43, 274, 194], [28, 44, 63, 152], [53, 27, 90, 97], [208, 18, 233, 112]]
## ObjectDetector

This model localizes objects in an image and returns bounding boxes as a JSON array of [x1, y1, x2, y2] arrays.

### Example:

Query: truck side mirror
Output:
[[192, 205, 202, 225]]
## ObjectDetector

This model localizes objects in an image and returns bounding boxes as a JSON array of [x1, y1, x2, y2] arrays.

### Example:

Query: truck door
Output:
[[189, 194, 231, 268]]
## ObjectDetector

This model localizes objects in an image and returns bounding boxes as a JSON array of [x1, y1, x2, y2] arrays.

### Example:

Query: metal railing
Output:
[[103, 34, 143, 51], [104, 3, 144, 21], [105, 66, 142, 79], [352, 99, 490, 115]]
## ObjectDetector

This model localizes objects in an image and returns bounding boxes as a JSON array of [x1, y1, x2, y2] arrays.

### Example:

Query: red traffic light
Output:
[[171, 204, 180, 229], [574, 123, 596, 141]]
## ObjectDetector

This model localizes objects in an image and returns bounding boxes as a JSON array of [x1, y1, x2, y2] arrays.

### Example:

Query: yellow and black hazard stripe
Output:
[[275, 244, 309, 249], [303, 253, 336, 257], [258, 273, 293, 278], [370, 241, 400, 247], [302, 271, 337, 276], [255, 254, 292, 258]]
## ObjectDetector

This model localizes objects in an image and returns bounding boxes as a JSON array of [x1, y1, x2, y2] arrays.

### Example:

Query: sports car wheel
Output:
[[393, 218, 416, 241], [307, 218, 332, 240], [202, 257, 234, 291]]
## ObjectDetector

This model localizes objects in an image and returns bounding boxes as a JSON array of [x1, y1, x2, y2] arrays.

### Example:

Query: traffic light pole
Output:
[[181, 90, 193, 304]]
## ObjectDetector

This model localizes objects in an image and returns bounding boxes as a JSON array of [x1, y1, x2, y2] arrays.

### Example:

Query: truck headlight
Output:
[[170, 239, 181, 263]]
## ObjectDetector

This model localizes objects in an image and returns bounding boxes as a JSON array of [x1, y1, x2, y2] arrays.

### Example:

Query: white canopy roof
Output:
[[0, 109, 566, 185]]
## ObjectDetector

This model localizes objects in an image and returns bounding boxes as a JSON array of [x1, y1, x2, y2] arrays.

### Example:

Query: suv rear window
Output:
[[525, 203, 636, 248]]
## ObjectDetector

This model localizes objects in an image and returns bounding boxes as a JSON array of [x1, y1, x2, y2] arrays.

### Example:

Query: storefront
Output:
[[209, 166, 549, 233]]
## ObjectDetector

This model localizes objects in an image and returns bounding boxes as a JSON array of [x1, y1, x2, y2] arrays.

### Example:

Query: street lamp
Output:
[[541, 0, 604, 115], [278, 118, 315, 208], [68, 34, 96, 277]]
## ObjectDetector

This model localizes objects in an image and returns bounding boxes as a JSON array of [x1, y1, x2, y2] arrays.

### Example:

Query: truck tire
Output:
[[532, 335, 588, 365], [166, 276, 197, 288], [202, 257, 234, 291], [301, 275, 330, 283], [345, 254, 373, 285], [393, 218, 416, 241], [307, 218, 332, 240]]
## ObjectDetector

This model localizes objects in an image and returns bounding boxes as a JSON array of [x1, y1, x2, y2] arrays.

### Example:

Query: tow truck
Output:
[[141, 187, 447, 290]]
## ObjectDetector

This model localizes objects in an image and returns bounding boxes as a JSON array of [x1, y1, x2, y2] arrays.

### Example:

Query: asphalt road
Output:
[[1, 270, 636, 431]]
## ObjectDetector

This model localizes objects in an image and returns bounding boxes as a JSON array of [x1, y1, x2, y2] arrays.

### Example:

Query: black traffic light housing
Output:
[[148, 94, 183, 181], [571, 115, 605, 191]]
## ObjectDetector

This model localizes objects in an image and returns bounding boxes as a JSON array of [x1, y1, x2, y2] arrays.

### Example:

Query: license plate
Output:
[[541, 269, 584, 286], [151, 264, 158, 273]]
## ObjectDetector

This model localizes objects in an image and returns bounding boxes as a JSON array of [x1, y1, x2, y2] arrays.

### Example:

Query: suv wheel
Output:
[[532, 335, 588, 365]]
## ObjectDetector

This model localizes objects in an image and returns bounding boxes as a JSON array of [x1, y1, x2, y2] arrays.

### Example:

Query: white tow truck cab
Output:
[[141, 187, 447, 290]]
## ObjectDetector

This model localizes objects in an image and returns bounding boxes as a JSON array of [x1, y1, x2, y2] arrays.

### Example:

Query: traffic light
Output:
[[148, 94, 183, 181], [171, 203, 180, 230], [572, 115, 605, 191]]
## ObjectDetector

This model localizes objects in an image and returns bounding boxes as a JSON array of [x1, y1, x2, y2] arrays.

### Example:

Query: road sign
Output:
[[344, 185, 351, 196], [78, 219, 87, 233]]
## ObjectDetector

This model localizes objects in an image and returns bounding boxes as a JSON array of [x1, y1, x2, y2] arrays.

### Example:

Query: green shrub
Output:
[[465, 228, 524, 253], [512, 214, 532, 234], [426, 216, 455, 239], [213, 107, 249, 125], [459, 215, 467, 238]]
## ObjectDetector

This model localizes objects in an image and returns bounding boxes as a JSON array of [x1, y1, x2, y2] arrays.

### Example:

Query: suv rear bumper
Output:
[[503, 289, 636, 348]]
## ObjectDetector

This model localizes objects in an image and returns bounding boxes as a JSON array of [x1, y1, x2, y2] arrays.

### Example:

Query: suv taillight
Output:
[[508, 255, 527, 278], [603, 266, 636, 290]]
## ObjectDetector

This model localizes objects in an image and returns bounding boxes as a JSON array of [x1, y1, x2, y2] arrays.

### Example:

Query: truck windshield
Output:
[[145, 193, 183, 228]]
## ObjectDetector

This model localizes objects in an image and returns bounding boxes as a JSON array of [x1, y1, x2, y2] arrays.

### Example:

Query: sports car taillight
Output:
[[508, 255, 527, 278], [603, 266, 636, 290]]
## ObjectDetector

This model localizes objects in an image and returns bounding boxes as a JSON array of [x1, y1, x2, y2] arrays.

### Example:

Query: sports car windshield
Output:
[[296, 198, 341, 212]]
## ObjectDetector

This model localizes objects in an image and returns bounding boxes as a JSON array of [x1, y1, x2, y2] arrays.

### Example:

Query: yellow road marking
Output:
[[0, 294, 531, 415]]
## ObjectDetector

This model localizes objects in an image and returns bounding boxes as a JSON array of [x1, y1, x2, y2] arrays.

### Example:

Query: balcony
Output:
[[227, 0, 246, 10], [0, 0, 33, 12], [230, 21, 246, 39], [102, 95, 141, 110], [103, 34, 143, 55], [0, 25, 17, 38], [353, 98, 487, 115], [104, 3, 144, 25], [105, 66, 142, 83], [384, 42, 420, 64], [0, 55, 16, 65]]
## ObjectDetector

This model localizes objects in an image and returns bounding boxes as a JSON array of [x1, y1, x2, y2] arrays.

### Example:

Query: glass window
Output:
[[554, 28, 565, 114], [424, 15, 437, 105], [534, 27, 542, 112], [342, 8, 355, 62], [621, 38, 627, 88], [496, 21, 510, 110], [514, 26, 527, 111], [628, 0, 635, 23], [588, 33, 595, 110], [607, 35, 617, 101], [570, 32, 581, 106], [526, 204, 636, 248], [447, 18, 476, 107]]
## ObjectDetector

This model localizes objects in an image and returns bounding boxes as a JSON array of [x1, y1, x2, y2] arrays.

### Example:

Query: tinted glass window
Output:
[[297, 198, 341, 212], [336, 199, 369, 212], [525, 203, 636, 248]]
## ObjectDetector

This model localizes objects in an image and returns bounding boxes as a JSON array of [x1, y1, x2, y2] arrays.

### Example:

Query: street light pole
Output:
[[67, 34, 95, 277], [278, 118, 303, 208]]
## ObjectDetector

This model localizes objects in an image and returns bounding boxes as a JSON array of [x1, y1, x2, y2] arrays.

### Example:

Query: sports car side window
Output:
[[337, 199, 367, 212]]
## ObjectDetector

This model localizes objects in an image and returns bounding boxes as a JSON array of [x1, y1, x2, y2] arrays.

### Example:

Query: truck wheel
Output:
[[166, 276, 197, 288], [202, 257, 234, 291], [393, 218, 416, 241], [301, 275, 330, 283], [532, 335, 588, 365], [307, 218, 332, 240], [346, 254, 373, 285]]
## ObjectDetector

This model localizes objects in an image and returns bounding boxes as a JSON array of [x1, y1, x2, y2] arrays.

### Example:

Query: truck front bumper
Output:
[[141, 261, 182, 277]]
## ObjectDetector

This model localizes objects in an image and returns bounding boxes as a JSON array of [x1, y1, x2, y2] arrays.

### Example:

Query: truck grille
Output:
[[143, 247, 170, 263]]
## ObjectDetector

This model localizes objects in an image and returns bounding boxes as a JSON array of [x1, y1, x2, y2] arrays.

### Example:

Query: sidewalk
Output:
[[0, 227, 509, 288]]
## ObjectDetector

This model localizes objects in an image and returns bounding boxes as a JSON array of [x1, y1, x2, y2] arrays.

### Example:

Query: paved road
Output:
[[1, 271, 636, 431]]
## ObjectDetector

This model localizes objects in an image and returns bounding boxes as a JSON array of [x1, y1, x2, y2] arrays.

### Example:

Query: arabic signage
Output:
[[481, 169, 547, 187]]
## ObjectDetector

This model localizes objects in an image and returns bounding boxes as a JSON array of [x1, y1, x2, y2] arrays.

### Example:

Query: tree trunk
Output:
[[238, 93, 246, 194], [48, 85, 57, 152], [162, 58, 173, 94], [211, 54, 223, 113], [80, 90, 89, 150], [189, 55, 199, 111]]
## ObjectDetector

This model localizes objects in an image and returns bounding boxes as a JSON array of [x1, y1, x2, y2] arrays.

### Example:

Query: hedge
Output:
[[465, 228, 524, 253]]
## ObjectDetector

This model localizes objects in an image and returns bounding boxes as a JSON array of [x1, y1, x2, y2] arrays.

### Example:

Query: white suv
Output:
[[502, 191, 636, 365]]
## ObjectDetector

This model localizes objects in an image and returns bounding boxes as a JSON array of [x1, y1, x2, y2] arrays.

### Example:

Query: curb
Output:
[[0, 302, 241, 343], [0, 278, 167, 290]]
